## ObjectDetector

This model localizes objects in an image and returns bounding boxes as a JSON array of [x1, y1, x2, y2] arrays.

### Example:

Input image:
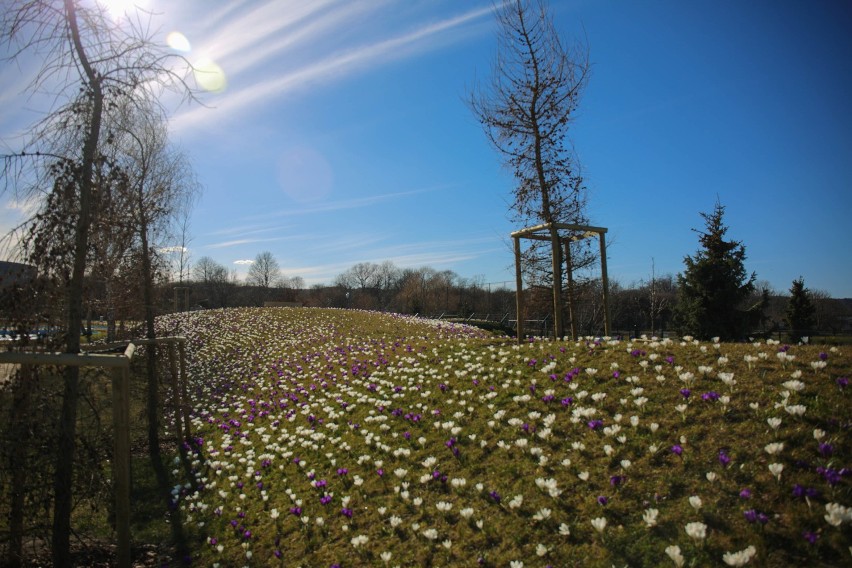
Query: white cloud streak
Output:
[[171, 3, 493, 133], [206, 236, 287, 249], [242, 186, 448, 222]]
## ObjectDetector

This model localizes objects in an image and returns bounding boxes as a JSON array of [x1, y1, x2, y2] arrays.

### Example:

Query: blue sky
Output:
[[2, 0, 851, 297]]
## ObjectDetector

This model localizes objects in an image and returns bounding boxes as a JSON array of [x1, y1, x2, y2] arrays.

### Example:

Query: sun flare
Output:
[[97, 0, 146, 21]]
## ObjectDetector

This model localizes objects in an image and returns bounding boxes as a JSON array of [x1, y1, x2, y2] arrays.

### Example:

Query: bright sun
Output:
[[98, 0, 146, 21]]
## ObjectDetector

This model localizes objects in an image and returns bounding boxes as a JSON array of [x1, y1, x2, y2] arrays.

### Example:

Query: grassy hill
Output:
[[155, 307, 851, 567]]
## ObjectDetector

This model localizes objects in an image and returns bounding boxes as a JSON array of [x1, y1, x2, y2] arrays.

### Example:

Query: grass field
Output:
[[154, 307, 851, 567]]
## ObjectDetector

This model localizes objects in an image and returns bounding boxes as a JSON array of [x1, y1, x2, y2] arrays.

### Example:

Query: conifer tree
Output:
[[786, 277, 816, 342], [673, 202, 757, 340]]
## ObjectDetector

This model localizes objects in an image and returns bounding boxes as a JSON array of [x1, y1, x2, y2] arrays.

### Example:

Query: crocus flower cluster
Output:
[[153, 308, 850, 567]]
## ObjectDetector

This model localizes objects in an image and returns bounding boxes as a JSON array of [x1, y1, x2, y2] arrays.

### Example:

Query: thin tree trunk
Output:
[[53, 2, 103, 565]]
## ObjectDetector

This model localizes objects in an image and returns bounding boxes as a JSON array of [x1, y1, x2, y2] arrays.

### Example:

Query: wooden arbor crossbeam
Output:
[[511, 222, 611, 342]]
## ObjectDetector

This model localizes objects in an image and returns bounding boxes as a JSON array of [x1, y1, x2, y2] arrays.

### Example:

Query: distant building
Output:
[[0, 261, 36, 289]]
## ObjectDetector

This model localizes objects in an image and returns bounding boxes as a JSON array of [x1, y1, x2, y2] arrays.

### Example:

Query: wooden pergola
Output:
[[512, 222, 611, 342]]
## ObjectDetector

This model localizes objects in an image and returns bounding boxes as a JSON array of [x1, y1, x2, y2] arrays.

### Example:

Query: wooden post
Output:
[[7, 364, 32, 568], [549, 227, 564, 339], [599, 231, 611, 337], [178, 340, 191, 439], [166, 343, 184, 442], [111, 363, 131, 568], [564, 239, 578, 341], [514, 236, 524, 344]]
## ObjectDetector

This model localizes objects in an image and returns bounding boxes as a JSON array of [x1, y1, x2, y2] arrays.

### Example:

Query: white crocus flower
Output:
[[643, 508, 659, 527], [665, 544, 685, 567], [722, 545, 757, 566], [685, 521, 707, 541], [768, 463, 784, 481]]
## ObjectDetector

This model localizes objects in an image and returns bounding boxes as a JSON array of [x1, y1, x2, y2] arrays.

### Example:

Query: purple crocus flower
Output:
[[718, 450, 731, 467], [671, 444, 683, 456], [819, 443, 834, 457], [679, 388, 691, 399], [597, 495, 608, 506], [837, 377, 849, 389], [701, 391, 720, 401], [739, 488, 752, 499], [803, 531, 820, 544], [489, 490, 501, 503]]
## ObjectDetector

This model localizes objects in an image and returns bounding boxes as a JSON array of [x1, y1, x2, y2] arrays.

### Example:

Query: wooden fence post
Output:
[[514, 236, 524, 344], [111, 361, 131, 568], [178, 340, 191, 440], [7, 364, 32, 568], [599, 231, 611, 337], [166, 343, 184, 442]]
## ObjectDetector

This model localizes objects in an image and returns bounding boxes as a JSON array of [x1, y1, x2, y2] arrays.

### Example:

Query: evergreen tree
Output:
[[673, 202, 757, 340], [785, 277, 816, 342]]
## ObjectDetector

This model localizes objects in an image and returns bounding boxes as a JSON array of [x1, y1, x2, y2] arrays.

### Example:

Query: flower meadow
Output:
[[156, 307, 851, 567]]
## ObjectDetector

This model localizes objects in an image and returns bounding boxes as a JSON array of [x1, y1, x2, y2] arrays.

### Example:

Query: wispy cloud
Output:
[[157, 245, 188, 254], [243, 186, 448, 221], [205, 236, 287, 249], [171, 3, 493, 133], [233, 259, 254, 265]]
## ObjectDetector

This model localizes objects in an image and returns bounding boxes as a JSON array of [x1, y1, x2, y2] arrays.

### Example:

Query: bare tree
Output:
[[169, 182, 198, 284], [194, 256, 236, 308], [194, 255, 225, 284], [1, 1, 195, 563], [247, 251, 282, 305], [247, 251, 283, 288], [470, 0, 590, 337]]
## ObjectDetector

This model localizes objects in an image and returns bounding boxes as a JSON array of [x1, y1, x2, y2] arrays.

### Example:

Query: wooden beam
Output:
[[511, 222, 608, 239], [600, 231, 611, 336], [111, 365, 131, 568], [514, 236, 524, 344], [0, 351, 129, 368]]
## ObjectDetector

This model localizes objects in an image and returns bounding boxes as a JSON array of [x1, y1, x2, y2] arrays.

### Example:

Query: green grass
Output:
[[141, 307, 852, 566]]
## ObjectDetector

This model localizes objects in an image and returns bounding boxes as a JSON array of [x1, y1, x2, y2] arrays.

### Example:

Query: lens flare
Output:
[[193, 57, 227, 93], [167, 31, 191, 53]]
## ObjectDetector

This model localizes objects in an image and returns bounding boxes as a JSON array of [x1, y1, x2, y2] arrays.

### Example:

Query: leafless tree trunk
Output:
[[470, 0, 590, 338]]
